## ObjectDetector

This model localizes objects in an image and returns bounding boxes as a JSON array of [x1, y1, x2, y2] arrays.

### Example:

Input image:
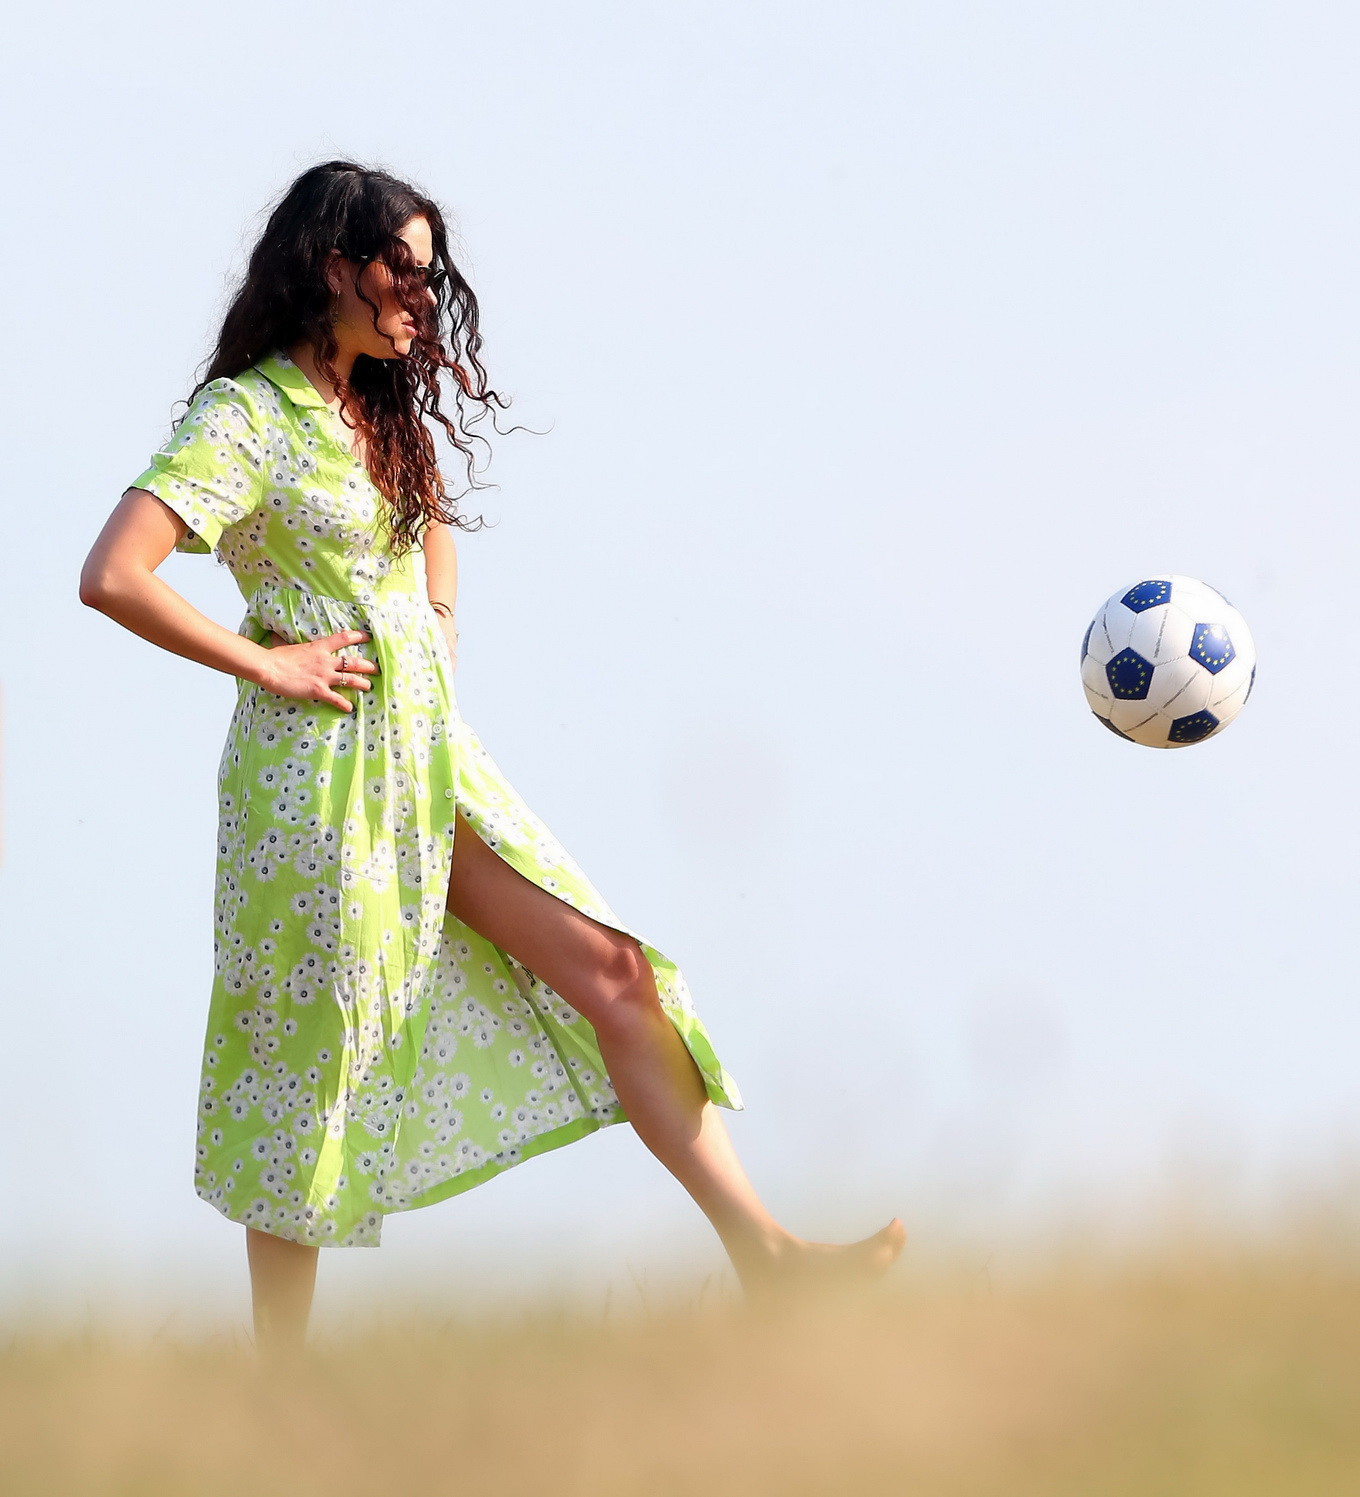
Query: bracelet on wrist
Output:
[[429, 600, 459, 643]]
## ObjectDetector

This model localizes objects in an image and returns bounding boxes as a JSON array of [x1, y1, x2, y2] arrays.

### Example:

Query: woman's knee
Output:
[[584, 935, 660, 1027]]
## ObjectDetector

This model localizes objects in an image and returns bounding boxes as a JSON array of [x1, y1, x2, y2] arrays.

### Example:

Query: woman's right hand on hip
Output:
[[255, 628, 377, 712]]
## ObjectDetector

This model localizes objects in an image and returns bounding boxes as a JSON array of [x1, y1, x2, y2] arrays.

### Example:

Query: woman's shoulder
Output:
[[181, 364, 282, 434]]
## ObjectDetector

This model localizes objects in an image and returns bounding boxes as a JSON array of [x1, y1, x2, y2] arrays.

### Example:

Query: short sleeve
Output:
[[126, 377, 267, 555]]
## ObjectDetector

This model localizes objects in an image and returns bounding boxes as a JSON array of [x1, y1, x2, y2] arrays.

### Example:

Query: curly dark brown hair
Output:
[[191, 159, 514, 556]]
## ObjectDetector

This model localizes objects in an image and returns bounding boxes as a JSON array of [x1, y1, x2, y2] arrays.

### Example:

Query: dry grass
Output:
[[5, 1228, 1360, 1496]]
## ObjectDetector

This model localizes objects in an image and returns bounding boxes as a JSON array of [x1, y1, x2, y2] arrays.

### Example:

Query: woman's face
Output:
[[328, 215, 436, 360]]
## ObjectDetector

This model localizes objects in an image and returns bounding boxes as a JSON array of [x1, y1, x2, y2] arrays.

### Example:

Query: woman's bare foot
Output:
[[730, 1217, 907, 1301]]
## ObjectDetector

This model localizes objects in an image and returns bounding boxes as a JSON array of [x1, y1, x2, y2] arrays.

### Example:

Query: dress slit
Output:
[[443, 798, 724, 1116]]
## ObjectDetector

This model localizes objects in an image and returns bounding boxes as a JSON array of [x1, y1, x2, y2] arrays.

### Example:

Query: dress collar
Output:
[[257, 349, 331, 410]]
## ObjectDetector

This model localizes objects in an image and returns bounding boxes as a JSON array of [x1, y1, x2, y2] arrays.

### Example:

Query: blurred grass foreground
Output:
[[5, 1217, 1360, 1496]]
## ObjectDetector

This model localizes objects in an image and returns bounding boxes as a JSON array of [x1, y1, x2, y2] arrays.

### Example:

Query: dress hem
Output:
[[198, 1107, 630, 1248]]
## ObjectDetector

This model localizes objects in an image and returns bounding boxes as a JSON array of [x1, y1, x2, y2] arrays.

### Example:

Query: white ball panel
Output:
[[1108, 699, 1160, 737], [1149, 656, 1212, 716], [1208, 665, 1252, 726], [1206, 649, 1253, 701], [1084, 616, 1115, 666], [1169, 574, 1230, 619], [1124, 712, 1172, 748], [1125, 605, 1165, 663], [1081, 653, 1113, 710], [1128, 603, 1196, 666], [1098, 601, 1135, 655]]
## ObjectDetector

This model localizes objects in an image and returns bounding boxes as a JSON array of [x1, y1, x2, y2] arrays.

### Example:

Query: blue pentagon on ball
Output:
[[1080, 621, 1093, 662], [1120, 579, 1172, 613], [1106, 648, 1154, 700], [1169, 709, 1220, 744], [1191, 622, 1236, 674]]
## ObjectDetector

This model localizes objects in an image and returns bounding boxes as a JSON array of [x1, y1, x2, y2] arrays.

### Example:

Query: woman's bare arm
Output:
[[79, 488, 374, 711], [421, 519, 458, 616], [421, 519, 460, 670]]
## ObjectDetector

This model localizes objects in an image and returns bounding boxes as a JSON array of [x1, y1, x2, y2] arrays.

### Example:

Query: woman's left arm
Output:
[[422, 520, 459, 670]]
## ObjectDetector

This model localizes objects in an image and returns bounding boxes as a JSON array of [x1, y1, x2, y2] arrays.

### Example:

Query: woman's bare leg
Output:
[[447, 811, 905, 1295], [246, 1226, 319, 1354]]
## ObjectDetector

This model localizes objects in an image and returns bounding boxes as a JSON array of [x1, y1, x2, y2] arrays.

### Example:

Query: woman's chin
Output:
[[368, 333, 415, 360]]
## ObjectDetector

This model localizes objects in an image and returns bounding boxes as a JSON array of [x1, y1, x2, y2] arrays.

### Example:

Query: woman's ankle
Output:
[[715, 1218, 800, 1274]]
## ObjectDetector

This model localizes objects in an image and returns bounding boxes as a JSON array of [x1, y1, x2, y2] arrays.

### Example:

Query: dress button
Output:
[[444, 788, 454, 798]]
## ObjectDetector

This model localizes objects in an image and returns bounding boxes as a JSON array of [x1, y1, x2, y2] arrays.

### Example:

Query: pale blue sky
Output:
[[4, 1, 1358, 1326]]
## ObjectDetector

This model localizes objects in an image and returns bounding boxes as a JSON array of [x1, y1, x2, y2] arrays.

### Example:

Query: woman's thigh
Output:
[[445, 809, 650, 1024]]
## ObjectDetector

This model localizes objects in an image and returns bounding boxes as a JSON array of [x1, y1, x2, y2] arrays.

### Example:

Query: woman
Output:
[[80, 160, 905, 1351]]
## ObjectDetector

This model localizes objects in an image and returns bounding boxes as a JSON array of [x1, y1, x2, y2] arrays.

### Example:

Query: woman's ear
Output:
[[323, 249, 348, 298]]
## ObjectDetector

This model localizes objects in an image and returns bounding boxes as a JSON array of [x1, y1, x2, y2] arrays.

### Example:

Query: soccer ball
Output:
[[1081, 575, 1257, 748]]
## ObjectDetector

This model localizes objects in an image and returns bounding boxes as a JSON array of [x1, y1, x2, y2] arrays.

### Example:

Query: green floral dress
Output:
[[128, 350, 743, 1248]]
